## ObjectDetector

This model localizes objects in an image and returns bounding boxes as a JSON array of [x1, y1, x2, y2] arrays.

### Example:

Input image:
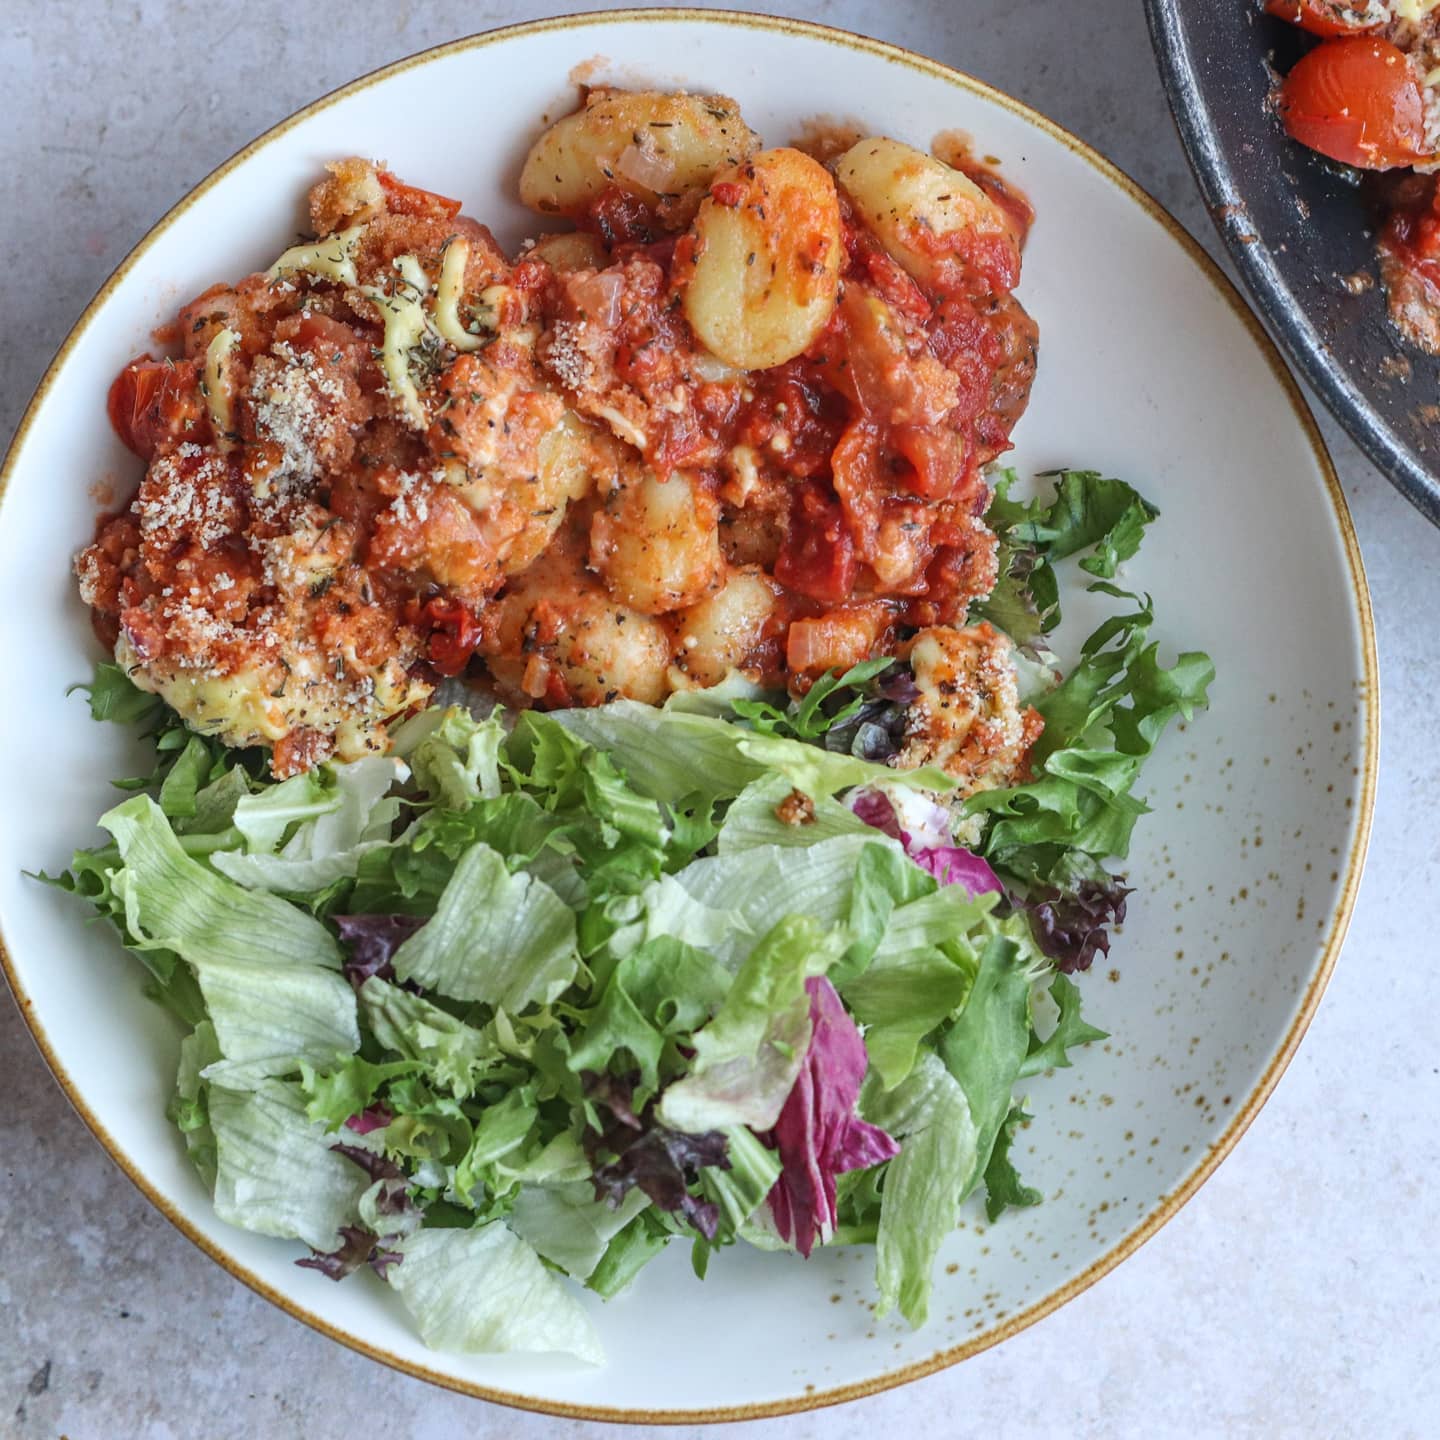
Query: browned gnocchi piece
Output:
[[518, 89, 760, 229], [680, 147, 843, 372], [525, 231, 611, 273], [668, 565, 782, 688], [835, 136, 1018, 293], [589, 469, 724, 615]]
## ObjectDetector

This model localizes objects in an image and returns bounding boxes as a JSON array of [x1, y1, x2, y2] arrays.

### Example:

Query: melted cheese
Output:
[[433, 237, 491, 352], [266, 223, 367, 287], [1394, 0, 1440, 20], [362, 254, 431, 429], [203, 327, 240, 448]]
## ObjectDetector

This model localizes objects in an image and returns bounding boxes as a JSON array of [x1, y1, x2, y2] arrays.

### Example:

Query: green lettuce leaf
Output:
[[98, 795, 357, 1071], [168, 1020, 221, 1188], [975, 469, 1160, 645], [938, 932, 1035, 1200], [390, 842, 577, 1010], [862, 1052, 977, 1327], [357, 978, 498, 1099], [587, 1212, 671, 1299], [553, 698, 953, 803], [657, 915, 837, 1133], [99, 795, 342, 969], [508, 1182, 650, 1281], [567, 937, 731, 1092], [209, 1079, 371, 1250], [389, 1224, 603, 1363], [212, 756, 404, 893], [967, 587, 1214, 885], [982, 1105, 1043, 1223], [660, 835, 896, 969], [700, 1125, 783, 1233], [716, 773, 876, 853], [396, 705, 506, 809], [1019, 973, 1108, 1078]]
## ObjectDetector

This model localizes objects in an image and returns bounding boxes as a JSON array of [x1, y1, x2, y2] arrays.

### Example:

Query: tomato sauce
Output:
[[79, 136, 1039, 774]]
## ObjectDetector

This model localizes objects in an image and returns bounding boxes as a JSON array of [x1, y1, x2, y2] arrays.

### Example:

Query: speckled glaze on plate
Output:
[[0, 10, 1376, 1423]]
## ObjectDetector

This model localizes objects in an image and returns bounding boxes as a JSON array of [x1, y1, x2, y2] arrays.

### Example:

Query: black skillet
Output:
[[1146, 0, 1440, 524]]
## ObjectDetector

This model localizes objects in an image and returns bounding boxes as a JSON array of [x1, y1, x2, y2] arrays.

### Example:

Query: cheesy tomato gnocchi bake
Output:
[[78, 89, 1039, 780]]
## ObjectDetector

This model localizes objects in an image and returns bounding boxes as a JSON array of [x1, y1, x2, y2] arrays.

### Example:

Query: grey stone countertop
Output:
[[2, 2, 1435, 1436]]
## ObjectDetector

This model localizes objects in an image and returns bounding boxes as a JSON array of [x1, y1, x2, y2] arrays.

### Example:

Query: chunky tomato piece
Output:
[[377, 170, 462, 220], [1278, 37, 1430, 169], [1265, 0, 1384, 38], [774, 482, 858, 604], [892, 424, 968, 500], [417, 596, 482, 676], [582, 186, 657, 246], [106, 356, 208, 459]]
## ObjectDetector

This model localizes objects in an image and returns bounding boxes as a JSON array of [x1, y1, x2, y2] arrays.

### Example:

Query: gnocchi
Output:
[[681, 147, 843, 371], [589, 468, 724, 615], [835, 136, 1019, 294], [519, 89, 760, 229], [525, 231, 610, 273], [484, 528, 673, 706], [668, 565, 781, 688], [83, 87, 1041, 777]]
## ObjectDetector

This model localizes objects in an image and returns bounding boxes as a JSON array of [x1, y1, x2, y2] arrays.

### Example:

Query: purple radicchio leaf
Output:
[[850, 789, 1005, 899], [344, 1104, 393, 1135], [296, 1224, 403, 1282], [765, 977, 899, 1258], [909, 845, 1005, 898], [849, 787, 904, 841], [583, 1074, 729, 1239], [1017, 877, 1133, 973], [334, 913, 426, 991]]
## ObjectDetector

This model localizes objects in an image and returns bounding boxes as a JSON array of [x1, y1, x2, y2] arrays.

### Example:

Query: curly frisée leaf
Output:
[[388, 1224, 603, 1363]]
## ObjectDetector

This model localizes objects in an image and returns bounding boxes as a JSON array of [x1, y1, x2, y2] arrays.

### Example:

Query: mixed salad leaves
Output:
[[41, 470, 1212, 1363]]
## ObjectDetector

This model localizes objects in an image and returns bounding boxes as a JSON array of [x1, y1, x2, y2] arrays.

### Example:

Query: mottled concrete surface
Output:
[[1, 2, 1436, 1436]]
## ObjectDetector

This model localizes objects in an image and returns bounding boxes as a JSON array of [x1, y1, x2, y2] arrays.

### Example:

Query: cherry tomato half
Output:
[[106, 355, 207, 459], [1277, 37, 1431, 170], [417, 596, 481, 676], [1265, 0, 1385, 39]]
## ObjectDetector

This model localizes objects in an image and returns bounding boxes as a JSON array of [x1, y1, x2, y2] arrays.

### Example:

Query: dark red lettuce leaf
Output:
[[296, 1224, 403, 1281], [766, 978, 898, 1257], [584, 1074, 729, 1239], [330, 1142, 405, 1183], [334, 914, 426, 991], [1017, 877, 1133, 973]]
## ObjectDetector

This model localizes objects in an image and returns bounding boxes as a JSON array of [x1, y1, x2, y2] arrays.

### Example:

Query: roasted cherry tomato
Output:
[[1265, 0, 1385, 38], [1277, 37, 1431, 170], [106, 355, 207, 459], [377, 170, 463, 220], [417, 596, 481, 676]]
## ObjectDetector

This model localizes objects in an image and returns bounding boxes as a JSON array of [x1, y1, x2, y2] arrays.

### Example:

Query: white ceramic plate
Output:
[[0, 10, 1376, 1422]]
